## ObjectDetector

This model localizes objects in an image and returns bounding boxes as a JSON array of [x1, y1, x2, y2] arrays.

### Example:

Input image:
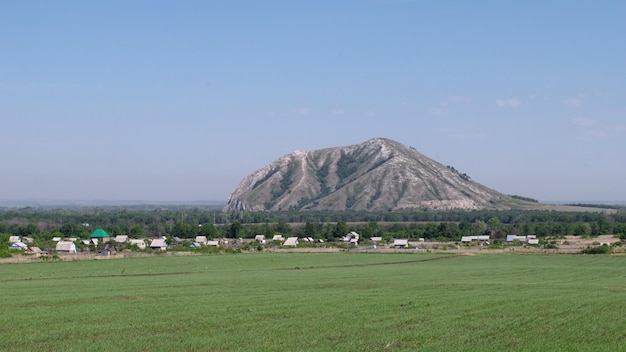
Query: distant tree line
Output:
[[1, 206, 625, 248]]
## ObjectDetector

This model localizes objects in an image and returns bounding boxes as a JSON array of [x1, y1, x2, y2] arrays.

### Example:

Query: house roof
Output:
[[150, 239, 167, 247], [393, 239, 409, 246], [56, 241, 76, 251], [283, 237, 299, 246], [90, 228, 111, 238], [9, 242, 27, 249], [114, 235, 129, 242]]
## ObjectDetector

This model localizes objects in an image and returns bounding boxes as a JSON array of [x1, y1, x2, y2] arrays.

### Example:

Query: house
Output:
[[9, 242, 27, 250], [195, 236, 208, 245], [393, 239, 409, 248], [342, 231, 359, 245], [206, 240, 221, 247], [8, 236, 21, 244], [149, 239, 167, 251], [129, 239, 147, 249], [26, 247, 47, 256], [97, 243, 117, 256], [272, 235, 285, 242], [283, 237, 299, 247], [56, 241, 77, 253], [370, 237, 383, 243], [113, 235, 129, 243], [528, 238, 540, 245], [506, 235, 527, 242], [23, 237, 34, 244], [52, 237, 62, 242], [461, 235, 490, 244], [254, 235, 266, 244], [89, 228, 111, 242]]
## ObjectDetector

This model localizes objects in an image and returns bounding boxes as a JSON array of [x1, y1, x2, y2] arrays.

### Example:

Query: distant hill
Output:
[[225, 137, 540, 211]]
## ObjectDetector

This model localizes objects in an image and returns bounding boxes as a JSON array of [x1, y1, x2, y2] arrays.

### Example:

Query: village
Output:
[[6, 227, 623, 261]]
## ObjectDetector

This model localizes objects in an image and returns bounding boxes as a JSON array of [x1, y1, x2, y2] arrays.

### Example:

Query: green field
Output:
[[1, 253, 625, 351]]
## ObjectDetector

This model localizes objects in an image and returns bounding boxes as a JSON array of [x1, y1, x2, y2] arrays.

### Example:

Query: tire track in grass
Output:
[[268, 253, 460, 271]]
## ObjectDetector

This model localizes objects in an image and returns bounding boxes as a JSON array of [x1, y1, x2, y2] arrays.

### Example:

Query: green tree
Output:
[[129, 224, 145, 238], [229, 221, 243, 238], [275, 220, 292, 235], [303, 221, 316, 238], [198, 223, 219, 238], [333, 221, 348, 239], [172, 223, 195, 238]]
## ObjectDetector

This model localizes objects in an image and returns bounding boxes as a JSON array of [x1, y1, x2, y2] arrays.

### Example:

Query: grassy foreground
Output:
[[1, 253, 624, 351]]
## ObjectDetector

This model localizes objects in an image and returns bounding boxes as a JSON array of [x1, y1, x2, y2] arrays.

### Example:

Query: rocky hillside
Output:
[[225, 138, 536, 211]]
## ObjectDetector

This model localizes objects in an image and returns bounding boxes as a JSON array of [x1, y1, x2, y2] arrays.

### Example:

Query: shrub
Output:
[[581, 245, 611, 254]]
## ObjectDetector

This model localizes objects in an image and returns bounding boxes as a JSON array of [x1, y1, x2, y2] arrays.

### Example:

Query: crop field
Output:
[[1, 253, 625, 351]]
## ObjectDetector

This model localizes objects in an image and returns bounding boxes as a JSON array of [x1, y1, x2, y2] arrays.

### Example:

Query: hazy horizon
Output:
[[2, 1, 625, 202]]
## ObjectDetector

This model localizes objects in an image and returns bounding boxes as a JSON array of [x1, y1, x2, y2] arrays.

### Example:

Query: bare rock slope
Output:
[[225, 138, 535, 211]]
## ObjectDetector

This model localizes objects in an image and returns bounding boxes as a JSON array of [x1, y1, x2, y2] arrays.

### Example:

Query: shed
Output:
[[283, 237, 299, 247], [195, 236, 208, 245], [206, 240, 221, 247], [272, 235, 285, 242], [370, 237, 383, 243], [149, 239, 167, 251], [56, 241, 77, 253], [254, 235, 266, 244]]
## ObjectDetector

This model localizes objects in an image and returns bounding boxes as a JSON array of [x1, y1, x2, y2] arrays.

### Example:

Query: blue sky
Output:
[[1, 0, 625, 202]]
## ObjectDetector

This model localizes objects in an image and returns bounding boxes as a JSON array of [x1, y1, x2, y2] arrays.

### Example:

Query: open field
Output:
[[1, 253, 625, 351]]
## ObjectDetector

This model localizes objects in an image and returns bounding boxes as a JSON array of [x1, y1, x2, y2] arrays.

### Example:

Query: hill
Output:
[[225, 138, 542, 211]]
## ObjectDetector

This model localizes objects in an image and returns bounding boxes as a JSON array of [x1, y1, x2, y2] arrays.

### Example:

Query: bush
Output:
[[581, 245, 611, 254]]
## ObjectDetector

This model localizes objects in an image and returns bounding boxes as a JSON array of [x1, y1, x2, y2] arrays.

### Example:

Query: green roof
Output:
[[89, 228, 111, 238]]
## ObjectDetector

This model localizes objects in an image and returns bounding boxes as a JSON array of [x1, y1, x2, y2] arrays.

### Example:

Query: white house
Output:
[[9, 241, 27, 250], [195, 236, 208, 245], [506, 235, 527, 242], [342, 231, 359, 245], [393, 239, 409, 248], [8, 236, 21, 244], [129, 239, 147, 249], [114, 235, 129, 243], [56, 241, 77, 253], [254, 235, 266, 244], [272, 235, 285, 242], [149, 239, 167, 251]]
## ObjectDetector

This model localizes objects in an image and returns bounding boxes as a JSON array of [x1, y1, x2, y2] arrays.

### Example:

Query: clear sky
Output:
[[1, 1, 625, 203]]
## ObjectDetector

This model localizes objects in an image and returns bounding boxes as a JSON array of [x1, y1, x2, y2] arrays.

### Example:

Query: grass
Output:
[[0, 252, 625, 351]]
